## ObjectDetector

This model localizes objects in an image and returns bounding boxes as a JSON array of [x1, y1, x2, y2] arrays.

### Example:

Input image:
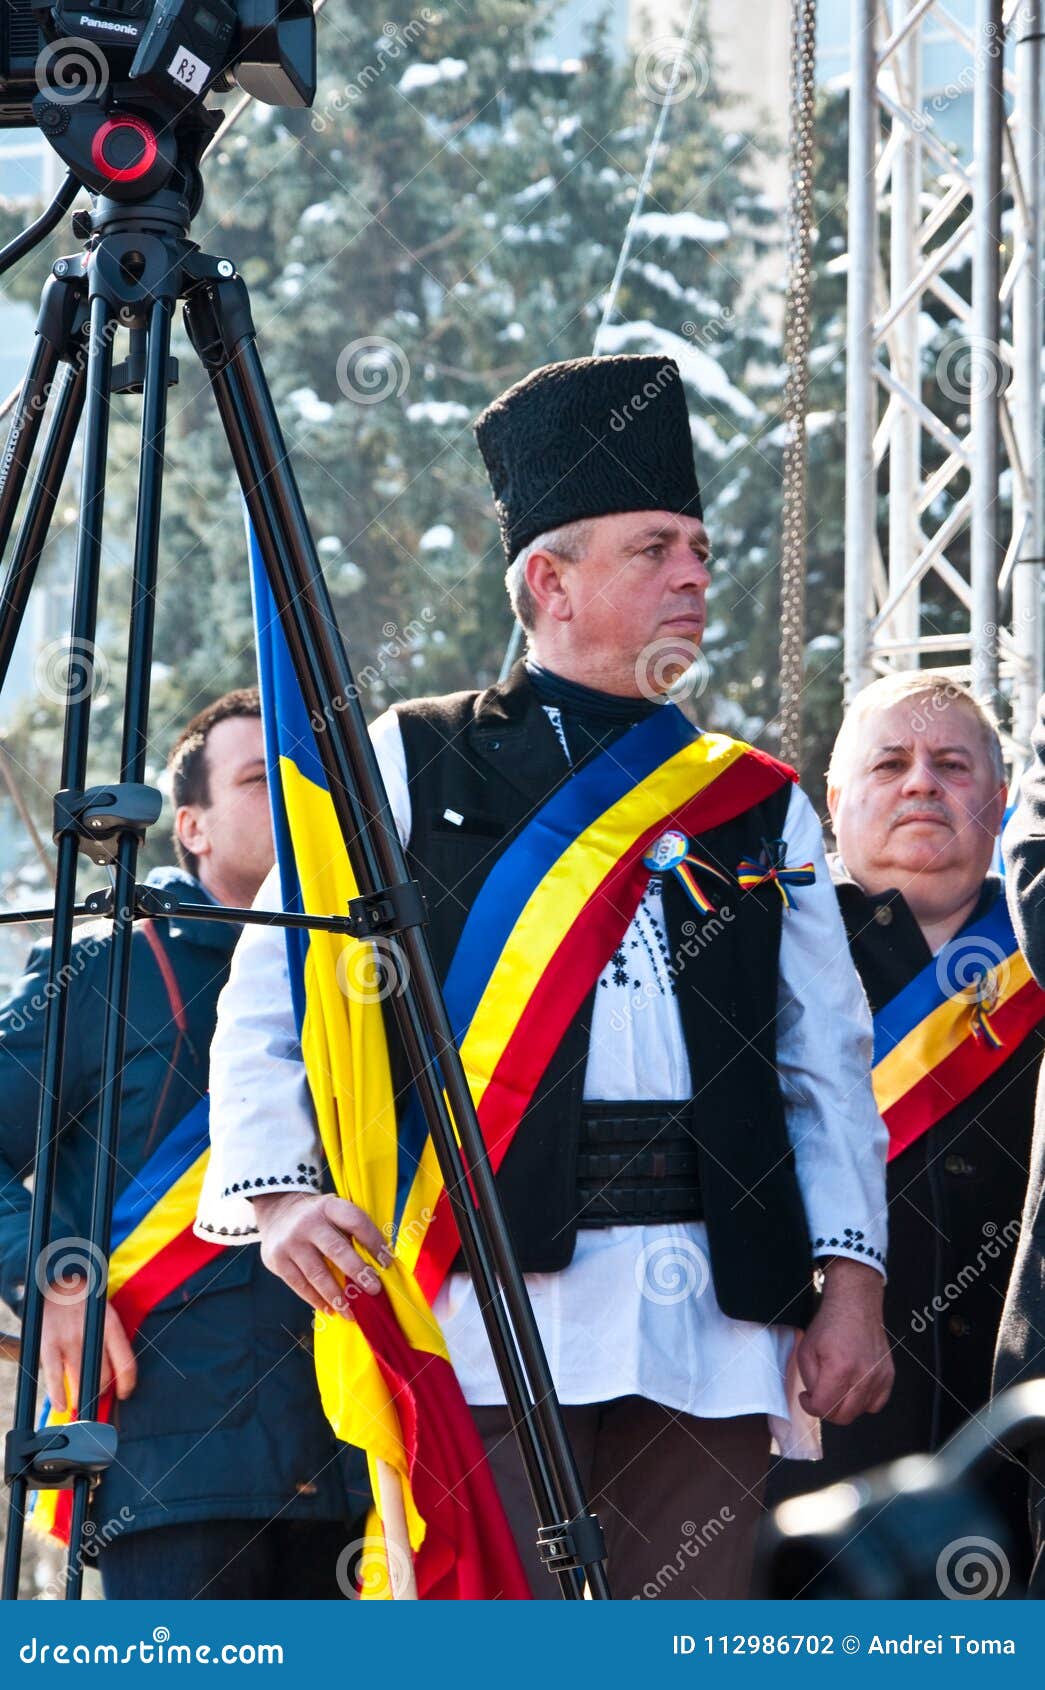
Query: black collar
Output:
[[524, 660, 661, 725], [829, 852, 1003, 971]]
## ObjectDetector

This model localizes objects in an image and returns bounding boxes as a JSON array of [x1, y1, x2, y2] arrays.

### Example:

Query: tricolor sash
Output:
[[30, 1097, 222, 1544], [872, 896, 1045, 1161], [396, 706, 794, 1302]]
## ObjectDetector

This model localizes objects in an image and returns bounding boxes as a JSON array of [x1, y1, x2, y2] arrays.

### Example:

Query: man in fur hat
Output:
[[199, 355, 893, 1599]]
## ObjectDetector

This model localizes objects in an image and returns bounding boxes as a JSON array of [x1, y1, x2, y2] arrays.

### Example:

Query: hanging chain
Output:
[[779, 0, 818, 772]]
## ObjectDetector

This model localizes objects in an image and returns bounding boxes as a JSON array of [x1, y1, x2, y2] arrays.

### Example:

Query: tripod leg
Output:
[[185, 278, 610, 1599], [0, 274, 87, 564], [59, 297, 174, 1598], [0, 358, 89, 697], [1, 292, 116, 1602], [206, 342, 585, 1598]]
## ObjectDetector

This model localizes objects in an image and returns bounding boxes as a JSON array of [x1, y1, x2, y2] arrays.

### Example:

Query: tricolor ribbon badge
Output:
[[736, 836, 816, 911], [936, 933, 1010, 1051], [969, 968, 1004, 1048], [642, 829, 731, 915]]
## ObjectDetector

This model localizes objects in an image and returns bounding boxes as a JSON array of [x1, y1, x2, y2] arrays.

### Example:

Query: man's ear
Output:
[[826, 783, 840, 827], [988, 780, 1009, 838], [525, 548, 572, 623], [175, 803, 209, 864]]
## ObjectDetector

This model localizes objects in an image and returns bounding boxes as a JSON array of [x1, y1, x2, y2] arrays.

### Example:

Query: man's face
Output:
[[530, 510, 711, 693], [828, 697, 1006, 899], [176, 715, 274, 901]]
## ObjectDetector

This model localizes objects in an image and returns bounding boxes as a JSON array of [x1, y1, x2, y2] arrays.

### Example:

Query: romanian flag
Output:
[[30, 1096, 222, 1543], [249, 528, 530, 1600], [872, 895, 1045, 1160], [247, 522, 793, 1598]]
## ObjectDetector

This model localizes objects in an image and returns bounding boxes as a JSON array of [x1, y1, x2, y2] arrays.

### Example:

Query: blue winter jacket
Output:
[[0, 867, 366, 1536]]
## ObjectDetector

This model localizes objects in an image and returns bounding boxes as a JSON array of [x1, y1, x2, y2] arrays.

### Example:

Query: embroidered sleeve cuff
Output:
[[222, 1161, 321, 1200], [812, 1227, 886, 1275]]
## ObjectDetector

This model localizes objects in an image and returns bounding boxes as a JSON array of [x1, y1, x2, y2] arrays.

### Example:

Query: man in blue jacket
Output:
[[0, 689, 366, 1598]]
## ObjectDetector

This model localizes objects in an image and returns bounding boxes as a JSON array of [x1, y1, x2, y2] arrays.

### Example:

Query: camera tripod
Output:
[[0, 128, 610, 1600]]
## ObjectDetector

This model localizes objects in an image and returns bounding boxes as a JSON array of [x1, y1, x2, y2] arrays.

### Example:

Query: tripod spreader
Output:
[[4, 1423, 116, 1491], [53, 783, 163, 866]]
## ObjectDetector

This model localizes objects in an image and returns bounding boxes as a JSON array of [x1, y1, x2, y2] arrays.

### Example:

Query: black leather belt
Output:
[[575, 1101, 703, 1227]]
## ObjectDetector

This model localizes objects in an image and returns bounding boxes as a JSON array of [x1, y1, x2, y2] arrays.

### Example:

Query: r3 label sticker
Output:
[[168, 47, 210, 91]]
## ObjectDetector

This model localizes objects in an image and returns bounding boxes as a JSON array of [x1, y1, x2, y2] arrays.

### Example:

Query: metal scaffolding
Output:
[[844, 0, 1044, 758]]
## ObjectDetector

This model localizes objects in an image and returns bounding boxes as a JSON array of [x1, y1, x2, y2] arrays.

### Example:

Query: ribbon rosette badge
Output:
[[936, 933, 1010, 1050], [736, 837, 816, 911], [970, 968, 1003, 1048], [642, 829, 730, 915]]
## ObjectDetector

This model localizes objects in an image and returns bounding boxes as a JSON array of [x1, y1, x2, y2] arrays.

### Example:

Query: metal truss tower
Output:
[[844, 0, 1044, 759]]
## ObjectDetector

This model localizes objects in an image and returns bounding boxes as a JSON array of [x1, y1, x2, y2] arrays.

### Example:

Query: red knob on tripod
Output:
[[90, 116, 158, 184]]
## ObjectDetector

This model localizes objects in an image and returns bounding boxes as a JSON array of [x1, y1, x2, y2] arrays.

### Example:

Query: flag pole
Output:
[[375, 1458, 419, 1599]]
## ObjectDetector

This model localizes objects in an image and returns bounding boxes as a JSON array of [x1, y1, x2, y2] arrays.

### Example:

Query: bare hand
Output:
[[796, 1258, 894, 1425], [250, 1191, 392, 1319], [40, 1287, 137, 1415]]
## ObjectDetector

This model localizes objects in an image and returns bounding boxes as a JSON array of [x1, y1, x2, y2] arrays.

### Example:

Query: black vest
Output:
[[393, 664, 817, 1328]]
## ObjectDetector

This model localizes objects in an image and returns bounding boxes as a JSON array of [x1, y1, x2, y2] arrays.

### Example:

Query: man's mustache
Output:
[[888, 800, 953, 830]]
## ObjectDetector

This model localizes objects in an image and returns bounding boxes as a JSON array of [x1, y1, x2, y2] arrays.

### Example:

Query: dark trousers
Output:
[[472, 1397, 770, 1600], [94, 1517, 356, 1600]]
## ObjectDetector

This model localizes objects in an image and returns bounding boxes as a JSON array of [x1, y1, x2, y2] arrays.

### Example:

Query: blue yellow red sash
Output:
[[30, 1097, 221, 1544], [401, 707, 795, 1302], [872, 896, 1045, 1161]]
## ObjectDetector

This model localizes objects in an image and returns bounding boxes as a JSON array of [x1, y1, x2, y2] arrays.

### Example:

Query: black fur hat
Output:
[[474, 354, 703, 562]]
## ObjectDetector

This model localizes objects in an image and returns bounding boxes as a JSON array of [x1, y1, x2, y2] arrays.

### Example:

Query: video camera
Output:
[[0, 0, 313, 194]]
